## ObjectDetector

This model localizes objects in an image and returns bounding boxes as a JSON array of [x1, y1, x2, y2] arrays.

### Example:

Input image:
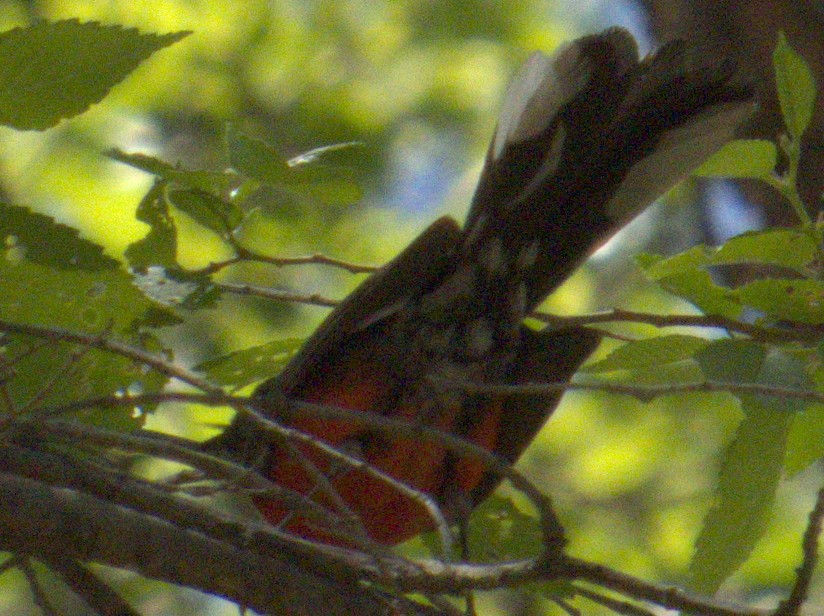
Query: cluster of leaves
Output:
[[575, 33, 823, 594], [2, 17, 824, 614]]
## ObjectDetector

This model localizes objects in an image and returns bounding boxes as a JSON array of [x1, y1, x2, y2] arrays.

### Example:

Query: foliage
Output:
[[0, 14, 823, 616]]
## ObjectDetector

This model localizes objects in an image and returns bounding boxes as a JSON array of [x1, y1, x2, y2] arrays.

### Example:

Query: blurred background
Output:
[[1, 0, 823, 614]]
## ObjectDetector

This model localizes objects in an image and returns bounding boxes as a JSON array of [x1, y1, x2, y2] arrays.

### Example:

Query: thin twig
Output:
[[214, 281, 340, 307], [434, 377, 824, 406], [532, 309, 824, 344], [0, 319, 220, 394], [196, 246, 378, 276]]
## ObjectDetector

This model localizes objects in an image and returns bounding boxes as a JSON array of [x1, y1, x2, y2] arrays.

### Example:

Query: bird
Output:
[[205, 27, 755, 547]]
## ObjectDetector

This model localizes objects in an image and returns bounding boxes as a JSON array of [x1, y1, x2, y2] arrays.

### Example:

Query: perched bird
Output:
[[206, 27, 754, 546]]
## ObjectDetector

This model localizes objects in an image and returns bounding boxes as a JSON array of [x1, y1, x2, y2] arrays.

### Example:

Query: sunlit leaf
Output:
[[637, 248, 711, 279], [736, 278, 824, 324], [773, 32, 817, 140], [581, 335, 709, 373], [0, 257, 170, 428], [0, 20, 189, 130], [654, 270, 742, 318], [786, 403, 824, 476], [712, 229, 817, 270], [693, 139, 777, 179]]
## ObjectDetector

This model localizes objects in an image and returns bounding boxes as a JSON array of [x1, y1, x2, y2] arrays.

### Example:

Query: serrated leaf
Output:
[[226, 123, 290, 185], [693, 139, 778, 179], [0, 256, 171, 428], [0, 20, 189, 130], [195, 338, 304, 390], [689, 403, 789, 593], [581, 335, 709, 373], [736, 278, 824, 324], [773, 32, 817, 140], [0, 202, 117, 270], [125, 181, 178, 271], [712, 229, 817, 270]]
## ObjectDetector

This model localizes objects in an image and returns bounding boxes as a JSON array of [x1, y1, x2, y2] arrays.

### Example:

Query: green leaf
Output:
[[167, 189, 242, 235], [655, 270, 742, 318], [773, 32, 817, 140], [0, 257, 171, 428], [581, 335, 710, 373], [225, 123, 290, 185], [689, 403, 789, 593], [107, 149, 239, 195], [637, 247, 711, 280], [712, 229, 817, 270], [693, 139, 777, 179], [697, 340, 811, 413], [696, 338, 765, 384], [0, 20, 189, 130], [736, 278, 824, 324], [0, 202, 117, 270], [786, 403, 824, 476], [467, 495, 543, 561], [195, 338, 304, 390], [125, 181, 178, 271]]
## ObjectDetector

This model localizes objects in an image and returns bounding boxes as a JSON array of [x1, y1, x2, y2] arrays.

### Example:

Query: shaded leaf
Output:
[[107, 149, 238, 195], [125, 181, 177, 271], [0, 20, 189, 130], [226, 123, 290, 185], [167, 189, 243, 235], [467, 495, 543, 561], [0, 257, 171, 428], [689, 403, 789, 593], [195, 338, 304, 390], [0, 202, 117, 270]]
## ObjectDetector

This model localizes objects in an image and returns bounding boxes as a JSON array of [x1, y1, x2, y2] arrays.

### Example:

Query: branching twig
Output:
[[196, 248, 378, 276]]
